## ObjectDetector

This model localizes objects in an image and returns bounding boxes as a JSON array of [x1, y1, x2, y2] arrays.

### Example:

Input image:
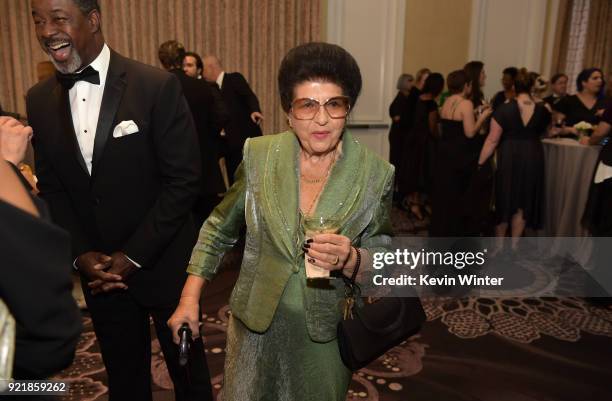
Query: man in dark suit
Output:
[[27, 1, 212, 400], [158, 41, 229, 228], [202, 55, 263, 182]]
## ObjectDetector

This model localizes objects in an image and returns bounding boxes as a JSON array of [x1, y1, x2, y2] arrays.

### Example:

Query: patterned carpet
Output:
[[53, 207, 612, 400]]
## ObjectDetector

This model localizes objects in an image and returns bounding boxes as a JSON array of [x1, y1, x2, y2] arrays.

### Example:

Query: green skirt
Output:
[[222, 271, 352, 401]]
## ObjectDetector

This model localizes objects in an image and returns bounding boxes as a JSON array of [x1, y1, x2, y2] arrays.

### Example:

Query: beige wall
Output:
[[403, 0, 472, 80]]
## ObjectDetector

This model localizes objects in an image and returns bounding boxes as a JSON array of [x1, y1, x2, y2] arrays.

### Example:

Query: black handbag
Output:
[[336, 279, 426, 371]]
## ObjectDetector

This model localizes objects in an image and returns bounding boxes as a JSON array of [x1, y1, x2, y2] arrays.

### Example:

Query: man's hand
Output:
[[76, 251, 122, 283], [250, 111, 264, 125], [88, 252, 137, 295], [0, 116, 33, 165]]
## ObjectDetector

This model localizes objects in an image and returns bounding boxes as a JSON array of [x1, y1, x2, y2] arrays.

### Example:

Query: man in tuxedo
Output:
[[27, 1, 212, 400], [159, 40, 229, 227], [202, 54, 263, 182]]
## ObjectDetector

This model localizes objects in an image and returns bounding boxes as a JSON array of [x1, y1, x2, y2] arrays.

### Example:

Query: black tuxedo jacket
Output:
[[170, 69, 229, 195], [26, 50, 201, 306], [220, 72, 262, 150]]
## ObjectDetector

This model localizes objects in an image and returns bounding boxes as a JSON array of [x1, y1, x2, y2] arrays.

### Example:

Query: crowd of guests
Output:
[[1, 1, 611, 400], [389, 63, 610, 250], [1, 1, 399, 400]]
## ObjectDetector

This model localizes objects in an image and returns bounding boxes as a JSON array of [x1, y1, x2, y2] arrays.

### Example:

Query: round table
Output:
[[540, 138, 601, 236], [540, 138, 601, 266]]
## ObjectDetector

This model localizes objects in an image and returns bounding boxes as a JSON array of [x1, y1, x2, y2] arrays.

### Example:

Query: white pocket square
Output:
[[112, 120, 139, 138]]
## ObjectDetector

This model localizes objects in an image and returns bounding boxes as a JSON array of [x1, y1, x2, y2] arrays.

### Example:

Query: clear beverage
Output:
[[302, 216, 339, 279]]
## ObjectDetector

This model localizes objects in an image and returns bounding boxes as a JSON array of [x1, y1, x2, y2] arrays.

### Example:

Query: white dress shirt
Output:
[[216, 71, 225, 90], [69, 43, 110, 175]]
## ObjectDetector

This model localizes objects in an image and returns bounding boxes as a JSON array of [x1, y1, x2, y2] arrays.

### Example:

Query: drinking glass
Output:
[[302, 216, 339, 279]]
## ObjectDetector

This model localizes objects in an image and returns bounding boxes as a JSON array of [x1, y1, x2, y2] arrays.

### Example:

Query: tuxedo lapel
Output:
[[53, 82, 89, 177], [91, 51, 127, 178]]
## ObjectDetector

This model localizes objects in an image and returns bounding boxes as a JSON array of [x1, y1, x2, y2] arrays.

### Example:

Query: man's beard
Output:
[[48, 49, 83, 74]]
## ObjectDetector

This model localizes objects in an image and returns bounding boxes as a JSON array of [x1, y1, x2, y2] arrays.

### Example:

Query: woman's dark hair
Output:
[[550, 73, 567, 84], [278, 42, 362, 112], [447, 70, 469, 94], [464, 60, 484, 107], [514, 68, 535, 95], [576, 68, 605, 98], [184, 51, 203, 72], [502, 66, 518, 79], [422, 73, 445, 97]]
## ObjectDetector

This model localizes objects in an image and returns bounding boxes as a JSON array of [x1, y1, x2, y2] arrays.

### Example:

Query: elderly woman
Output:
[[168, 42, 394, 400]]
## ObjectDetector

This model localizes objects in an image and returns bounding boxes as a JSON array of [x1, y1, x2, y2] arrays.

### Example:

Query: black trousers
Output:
[[82, 285, 213, 401], [225, 148, 243, 185]]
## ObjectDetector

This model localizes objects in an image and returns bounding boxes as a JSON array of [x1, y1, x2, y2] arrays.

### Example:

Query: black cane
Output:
[[178, 323, 192, 367]]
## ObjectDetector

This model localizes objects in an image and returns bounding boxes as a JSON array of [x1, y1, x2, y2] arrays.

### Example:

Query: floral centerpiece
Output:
[[574, 121, 594, 137]]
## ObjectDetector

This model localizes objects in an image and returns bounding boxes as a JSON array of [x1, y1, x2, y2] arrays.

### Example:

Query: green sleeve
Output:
[[186, 145, 248, 281], [360, 165, 394, 256]]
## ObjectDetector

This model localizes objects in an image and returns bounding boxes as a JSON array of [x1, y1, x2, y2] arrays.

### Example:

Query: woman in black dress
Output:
[[581, 104, 612, 234], [388, 73, 414, 200], [464, 61, 487, 109], [429, 70, 492, 237], [553, 68, 606, 136], [491, 67, 518, 111], [478, 69, 552, 250], [580, 105, 612, 304], [399, 73, 444, 220]]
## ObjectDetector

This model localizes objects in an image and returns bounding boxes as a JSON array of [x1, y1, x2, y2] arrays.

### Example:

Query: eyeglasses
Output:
[[290, 96, 351, 120]]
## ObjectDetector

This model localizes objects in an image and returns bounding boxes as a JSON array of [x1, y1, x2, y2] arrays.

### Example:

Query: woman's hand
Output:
[[0, 116, 33, 166], [478, 105, 493, 121], [167, 297, 201, 344], [303, 233, 354, 272]]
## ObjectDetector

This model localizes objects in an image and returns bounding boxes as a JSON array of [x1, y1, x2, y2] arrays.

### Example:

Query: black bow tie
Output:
[[56, 65, 100, 90]]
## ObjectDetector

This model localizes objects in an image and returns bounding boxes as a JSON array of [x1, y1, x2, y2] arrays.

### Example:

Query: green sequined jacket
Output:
[[187, 131, 394, 342]]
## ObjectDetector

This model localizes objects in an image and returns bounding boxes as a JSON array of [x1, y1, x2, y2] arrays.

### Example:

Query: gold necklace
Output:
[[301, 150, 336, 215], [300, 175, 326, 184]]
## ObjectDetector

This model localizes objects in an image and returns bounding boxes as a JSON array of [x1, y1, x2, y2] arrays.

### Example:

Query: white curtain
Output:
[[563, 0, 591, 94]]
